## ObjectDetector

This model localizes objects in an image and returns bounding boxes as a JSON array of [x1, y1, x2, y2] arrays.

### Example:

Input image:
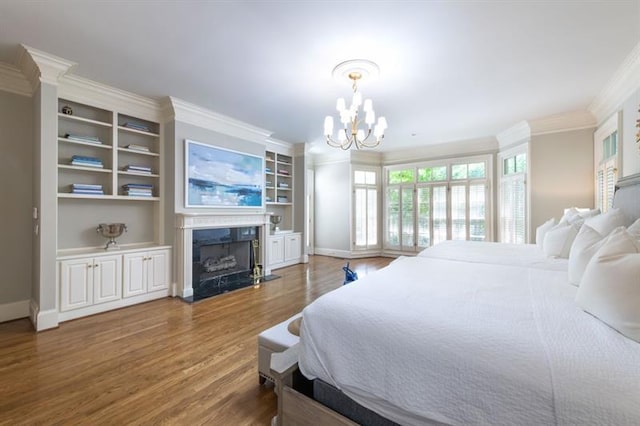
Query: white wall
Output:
[[314, 161, 351, 254], [0, 90, 32, 311], [621, 88, 640, 177], [529, 128, 595, 240]]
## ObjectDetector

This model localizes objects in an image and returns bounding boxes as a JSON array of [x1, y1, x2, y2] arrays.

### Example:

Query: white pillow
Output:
[[575, 229, 640, 343], [567, 224, 609, 286], [627, 218, 640, 237], [535, 218, 556, 250], [568, 208, 601, 228], [559, 208, 580, 225], [584, 208, 626, 236], [543, 223, 579, 258]]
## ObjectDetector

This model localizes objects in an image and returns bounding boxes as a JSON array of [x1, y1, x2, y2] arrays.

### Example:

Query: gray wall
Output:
[[314, 161, 351, 253], [621, 88, 640, 177], [0, 91, 33, 305], [529, 128, 594, 241]]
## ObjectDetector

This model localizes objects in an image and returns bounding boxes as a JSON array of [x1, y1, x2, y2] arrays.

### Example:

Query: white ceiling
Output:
[[0, 1, 638, 152]]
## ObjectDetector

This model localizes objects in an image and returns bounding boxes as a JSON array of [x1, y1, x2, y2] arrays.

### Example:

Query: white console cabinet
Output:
[[58, 245, 171, 321], [267, 232, 301, 270]]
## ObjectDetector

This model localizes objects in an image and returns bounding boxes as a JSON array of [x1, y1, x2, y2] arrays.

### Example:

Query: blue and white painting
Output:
[[185, 140, 263, 208]]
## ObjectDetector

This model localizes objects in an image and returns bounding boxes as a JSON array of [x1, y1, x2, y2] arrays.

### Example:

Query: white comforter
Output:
[[299, 256, 640, 425], [417, 240, 567, 271]]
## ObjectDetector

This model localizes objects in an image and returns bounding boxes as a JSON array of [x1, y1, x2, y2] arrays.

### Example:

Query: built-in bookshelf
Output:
[[57, 99, 160, 200], [265, 150, 294, 233]]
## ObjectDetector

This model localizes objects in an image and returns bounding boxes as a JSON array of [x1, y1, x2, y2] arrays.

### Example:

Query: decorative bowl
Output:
[[96, 223, 127, 250], [269, 215, 282, 232]]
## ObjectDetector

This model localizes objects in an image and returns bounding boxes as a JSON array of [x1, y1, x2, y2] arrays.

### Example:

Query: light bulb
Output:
[[363, 99, 373, 112], [340, 110, 351, 124], [324, 116, 334, 136], [378, 116, 388, 130], [357, 129, 365, 141], [338, 130, 346, 142], [373, 125, 382, 137], [365, 110, 375, 126], [336, 98, 346, 112]]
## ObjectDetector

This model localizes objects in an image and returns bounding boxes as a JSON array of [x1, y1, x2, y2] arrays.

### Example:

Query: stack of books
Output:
[[277, 195, 289, 203], [65, 134, 102, 145], [125, 144, 150, 152], [278, 169, 290, 175], [71, 155, 103, 168], [123, 165, 152, 174], [265, 167, 273, 173], [70, 184, 104, 195], [122, 183, 153, 197], [123, 122, 150, 133], [278, 182, 289, 188]]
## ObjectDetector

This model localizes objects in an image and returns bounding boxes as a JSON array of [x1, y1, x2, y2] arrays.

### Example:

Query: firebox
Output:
[[192, 226, 258, 301]]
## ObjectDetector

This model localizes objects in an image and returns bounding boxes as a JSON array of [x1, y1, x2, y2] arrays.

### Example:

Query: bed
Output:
[[278, 174, 640, 426]]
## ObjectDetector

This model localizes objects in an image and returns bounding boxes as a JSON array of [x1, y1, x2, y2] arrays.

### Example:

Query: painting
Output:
[[185, 140, 263, 208]]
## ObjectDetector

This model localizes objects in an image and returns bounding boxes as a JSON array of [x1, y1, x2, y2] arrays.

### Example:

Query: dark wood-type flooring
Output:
[[0, 255, 392, 425]]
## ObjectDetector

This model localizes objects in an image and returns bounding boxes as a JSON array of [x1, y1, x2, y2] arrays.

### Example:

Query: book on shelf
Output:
[[71, 183, 103, 190], [71, 189, 104, 195], [278, 182, 289, 188], [265, 167, 273, 173], [123, 165, 152, 174], [122, 122, 151, 133], [125, 144, 151, 152], [64, 134, 102, 144], [71, 161, 104, 168], [122, 183, 153, 189], [278, 169, 290, 175], [277, 196, 289, 203]]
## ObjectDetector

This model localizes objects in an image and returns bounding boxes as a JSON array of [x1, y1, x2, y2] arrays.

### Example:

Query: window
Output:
[[499, 149, 527, 244], [384, 156, 491, 251], [595, 115, 619, 213], [353, 169, 378, 249]]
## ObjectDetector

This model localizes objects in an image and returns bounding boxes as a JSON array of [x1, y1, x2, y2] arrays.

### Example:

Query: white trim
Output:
[[0, 62, 32, 96], [311, 150, 351, 166], [497, 121, 531, 149], [0, 300, 30, 323], [383, 137, 497, 165], [351, 150, 383, 165], [58, 74, 163, 122], [17, 44, 75, 90], [589, 41, 640, 125], [34, 306, 59, 331], [166, 96, 273, 144], [313, 248, 352, 258], [58, 290, 169, 322], [265, 137, 294, 151], [528, 110, 597, 135]]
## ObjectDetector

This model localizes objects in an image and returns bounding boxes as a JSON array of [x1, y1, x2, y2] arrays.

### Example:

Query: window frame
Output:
[[594, 114, 621, 213], [352, 166, 381, 251], [498, 144, 529, 244]]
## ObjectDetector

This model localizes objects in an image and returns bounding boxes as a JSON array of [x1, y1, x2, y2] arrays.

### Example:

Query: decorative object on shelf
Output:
[[61, 105, 73, 115], [122, 183, 153, 197], [324, 59, 388, 150], [270, 214, 282, 232], [96, 223, 127, 250], [185, 139, 263, 208]]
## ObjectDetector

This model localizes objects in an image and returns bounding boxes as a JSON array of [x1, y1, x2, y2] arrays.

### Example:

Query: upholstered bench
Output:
[[258, 312, 302, 385]]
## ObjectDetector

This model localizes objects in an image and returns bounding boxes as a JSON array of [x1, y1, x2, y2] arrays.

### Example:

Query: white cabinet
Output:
[[58, 246, 170, 321], [60, 255, 122, 311], [267, 232, 301, 270], [284, 233, 302, 262], [123, 249, 170, 298]]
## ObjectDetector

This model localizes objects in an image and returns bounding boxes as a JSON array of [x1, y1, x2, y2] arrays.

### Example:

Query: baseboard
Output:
[[313, 248, 352, 258], [0, 300, 30, 323], [29, 300, 58, 331]]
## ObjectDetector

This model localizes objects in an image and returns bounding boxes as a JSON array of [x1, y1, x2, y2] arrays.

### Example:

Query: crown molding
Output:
[[166, 96, 272, 145], [0, 62, 31, 97], [265, 136, 294, 153], [383, 136, 498, 165], [350, 150, 382, 165], [529, 110, 596, 135], [17, 44, 75, 90], [496, 121, 531, 149], [59, 74, 162, 122], [312, 150, 351, 165], [589, 41, 640, 125]]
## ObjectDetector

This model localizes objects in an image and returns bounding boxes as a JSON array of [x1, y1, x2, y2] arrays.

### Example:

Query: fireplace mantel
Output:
[[174, 213, 271, 298]]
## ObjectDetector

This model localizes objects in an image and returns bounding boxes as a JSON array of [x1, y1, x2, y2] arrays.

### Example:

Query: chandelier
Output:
[[323, 60, 387, 150]]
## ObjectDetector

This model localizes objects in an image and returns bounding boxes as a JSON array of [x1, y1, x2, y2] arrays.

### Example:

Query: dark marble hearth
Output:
[[184, 273, 280, 303]]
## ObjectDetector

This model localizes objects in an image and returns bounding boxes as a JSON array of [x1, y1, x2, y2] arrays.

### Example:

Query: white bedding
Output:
[[299, 255, 640, 425], [417, 240, 567, 271]]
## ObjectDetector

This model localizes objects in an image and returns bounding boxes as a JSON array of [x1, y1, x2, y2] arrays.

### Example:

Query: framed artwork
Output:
[[185, 139, 263, 208]]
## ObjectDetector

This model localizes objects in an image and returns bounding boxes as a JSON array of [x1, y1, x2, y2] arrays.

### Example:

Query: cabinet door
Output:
[[268, 236, 285, 266], [60, 258, 93, 311], [123, 252, 147, 298], [147, 249, 169, 292], [284, 234, 301, 262], [93, 255, 122, 305]]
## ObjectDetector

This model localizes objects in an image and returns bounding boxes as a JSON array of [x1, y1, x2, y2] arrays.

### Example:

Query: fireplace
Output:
[[192, 227, 257, 301], [174, 213, 272, 301]]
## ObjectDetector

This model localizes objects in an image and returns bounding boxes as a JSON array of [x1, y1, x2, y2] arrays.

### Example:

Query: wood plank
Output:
[[0, 255, 392, 425]]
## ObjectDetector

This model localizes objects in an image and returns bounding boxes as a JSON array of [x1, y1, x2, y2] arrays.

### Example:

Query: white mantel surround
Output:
[[175, 213, 271, 298]]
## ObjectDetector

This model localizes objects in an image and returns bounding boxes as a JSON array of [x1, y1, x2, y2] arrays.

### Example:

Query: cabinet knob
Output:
[[87, 264, 93, 268], [94, 264, 99, 267]]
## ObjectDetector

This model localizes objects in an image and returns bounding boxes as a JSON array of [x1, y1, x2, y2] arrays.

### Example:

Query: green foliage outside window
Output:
[[389, 169, 415, 184]]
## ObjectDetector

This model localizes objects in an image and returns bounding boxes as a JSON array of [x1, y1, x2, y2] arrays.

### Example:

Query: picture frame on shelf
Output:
[[185, 139, 264, 208]]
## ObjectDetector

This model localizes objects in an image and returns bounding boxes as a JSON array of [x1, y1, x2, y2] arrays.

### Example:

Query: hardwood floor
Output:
[[0, 255, 392, 425]]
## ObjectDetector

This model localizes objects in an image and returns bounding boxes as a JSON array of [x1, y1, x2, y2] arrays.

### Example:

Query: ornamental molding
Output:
[[17, 44, 76, 90], [176, 213, 270, 230], [528, 110, 597, 135], [589, 41, 640, 125], [166, 96, 273, 145]]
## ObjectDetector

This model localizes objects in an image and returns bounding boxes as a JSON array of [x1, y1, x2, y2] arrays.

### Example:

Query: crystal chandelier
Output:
[[323, 60, 387, 150]]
